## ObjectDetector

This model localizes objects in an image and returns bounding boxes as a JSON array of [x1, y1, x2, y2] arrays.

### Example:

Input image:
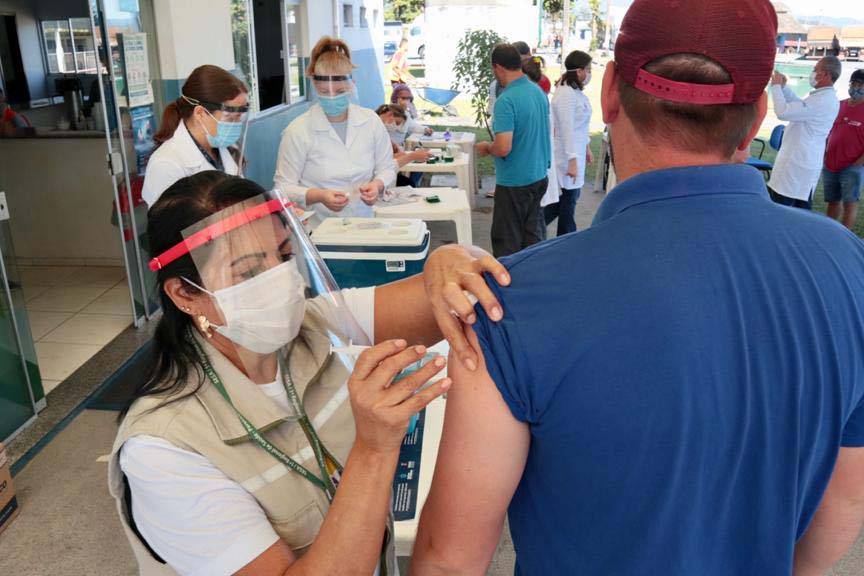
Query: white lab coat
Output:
[[540, 104, 560, 208], [141, 121, 239, 207], [552, 84, 592, 191], [273, 103, 397, 227], [767, 85, 840, 201]]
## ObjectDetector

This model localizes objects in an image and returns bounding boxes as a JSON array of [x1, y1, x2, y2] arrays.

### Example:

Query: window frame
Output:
[[359, 6, 368, 29], [280, 0, 306, 106], [39, 18, 98, 75], [343, 4, 354, 28]]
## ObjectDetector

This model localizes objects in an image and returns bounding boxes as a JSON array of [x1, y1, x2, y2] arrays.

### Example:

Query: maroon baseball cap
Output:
[[614, 0, 778, 105]]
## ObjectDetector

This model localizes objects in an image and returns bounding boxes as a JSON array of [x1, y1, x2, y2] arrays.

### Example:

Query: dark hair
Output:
[[618, 53, 760, 158], [120, 172, 264, 419], [154, 65, 247, 146], [491, 43, 522, 71], [522, 57, 543, 84], [512, 41, 531, 56], [376, 103, 407, 121], [559, 50, 592, 91]]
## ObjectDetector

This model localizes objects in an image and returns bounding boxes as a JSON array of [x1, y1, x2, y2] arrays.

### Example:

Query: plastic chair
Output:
[[747, 125, 785, 179]]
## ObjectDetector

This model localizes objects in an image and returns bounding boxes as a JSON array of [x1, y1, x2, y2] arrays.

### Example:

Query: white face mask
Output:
[[184, 260, 307, 354], [566, 68, 591, 88], [809, 70, 820, 88]]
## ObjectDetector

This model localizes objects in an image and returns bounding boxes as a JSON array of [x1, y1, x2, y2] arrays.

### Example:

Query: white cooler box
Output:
[[312, 218, 431, 289]]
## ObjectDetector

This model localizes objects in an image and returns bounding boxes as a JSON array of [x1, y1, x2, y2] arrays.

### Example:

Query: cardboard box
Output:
[[0, 443, 20, 537]]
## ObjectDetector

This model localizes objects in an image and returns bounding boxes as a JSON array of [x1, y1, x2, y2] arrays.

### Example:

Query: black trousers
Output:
[[768, 186, 812, 210], [491, 177, 548, 257]]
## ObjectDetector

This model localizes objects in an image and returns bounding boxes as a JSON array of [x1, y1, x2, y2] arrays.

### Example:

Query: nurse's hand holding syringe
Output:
[[307, 188, 350, 211], [358, 179, 384, 206]]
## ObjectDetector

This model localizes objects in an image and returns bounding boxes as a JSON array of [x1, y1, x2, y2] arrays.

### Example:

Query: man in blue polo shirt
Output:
[[411, 1, 864, 574], [477, 43, 550, 257]]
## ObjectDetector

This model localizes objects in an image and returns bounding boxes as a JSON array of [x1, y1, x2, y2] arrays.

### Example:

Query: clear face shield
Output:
[[148, 192, 369, 396], [312, 74, 356, 116], [182, 94, 250, 154]]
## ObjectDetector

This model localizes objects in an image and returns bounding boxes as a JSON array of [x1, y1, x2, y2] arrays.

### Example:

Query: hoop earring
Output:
[[196, 315, 213, 338]]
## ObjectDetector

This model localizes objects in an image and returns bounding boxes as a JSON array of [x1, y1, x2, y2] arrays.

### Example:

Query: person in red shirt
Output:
[[823, 69, 864, 229], [0, 88, 29, 136]]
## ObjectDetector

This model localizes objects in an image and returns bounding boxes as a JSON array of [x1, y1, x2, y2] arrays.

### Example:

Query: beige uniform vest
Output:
[[108, 309, 397, 575]]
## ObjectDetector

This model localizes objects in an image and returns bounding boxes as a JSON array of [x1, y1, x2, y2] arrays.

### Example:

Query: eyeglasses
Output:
[[182, 94, 249, 115]]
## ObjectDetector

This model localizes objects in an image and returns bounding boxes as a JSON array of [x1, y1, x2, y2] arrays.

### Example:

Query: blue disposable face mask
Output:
[[318, 93, 350, 117], [200, 110, 243, 148], [850, 86, 864, 101]]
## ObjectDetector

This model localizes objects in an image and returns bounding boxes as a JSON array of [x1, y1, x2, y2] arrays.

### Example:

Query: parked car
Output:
[[384, 21, 403, 62]]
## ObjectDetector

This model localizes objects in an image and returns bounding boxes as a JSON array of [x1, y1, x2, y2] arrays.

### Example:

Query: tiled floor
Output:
[[18, 265, 133, 394]]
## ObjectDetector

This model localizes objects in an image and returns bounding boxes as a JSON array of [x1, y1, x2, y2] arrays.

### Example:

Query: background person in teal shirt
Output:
[[477, 43, 551, 257]]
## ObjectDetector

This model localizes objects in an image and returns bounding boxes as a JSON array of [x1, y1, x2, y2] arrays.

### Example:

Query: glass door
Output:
[[0, 213, 38, 442], [88, 0, 161, 324]]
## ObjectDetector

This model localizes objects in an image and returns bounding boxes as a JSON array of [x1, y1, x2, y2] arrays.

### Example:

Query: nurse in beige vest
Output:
[[108, 171, 509, 576]]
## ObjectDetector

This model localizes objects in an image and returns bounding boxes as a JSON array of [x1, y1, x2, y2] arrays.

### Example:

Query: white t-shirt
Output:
[[120, 288, 376, 576]]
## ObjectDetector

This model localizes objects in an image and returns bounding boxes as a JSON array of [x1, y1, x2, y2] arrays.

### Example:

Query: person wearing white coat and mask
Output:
[[767, 56, 841, 209], [274, 37, 396, 228], [545, 51, 594, 236], [142, 65, 248, 207]]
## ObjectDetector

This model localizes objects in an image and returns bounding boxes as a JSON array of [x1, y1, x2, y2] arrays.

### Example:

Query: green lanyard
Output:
[[191, 338, 341, 502]]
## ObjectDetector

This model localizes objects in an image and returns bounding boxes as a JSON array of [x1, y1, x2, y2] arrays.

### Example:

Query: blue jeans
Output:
[[823, 166, 863, 204], [544, 188, 581, 236]]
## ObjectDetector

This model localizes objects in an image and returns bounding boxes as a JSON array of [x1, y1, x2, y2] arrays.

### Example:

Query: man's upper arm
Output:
[[825, 447, 864, 504], [412, 328, 530, 574]]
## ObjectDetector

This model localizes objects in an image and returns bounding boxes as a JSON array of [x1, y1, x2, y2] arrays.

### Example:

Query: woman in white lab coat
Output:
[[274, 37, 395, 227], [546, 51, 594, 236], [142, 65, 249, 206], [522, 56, 560, 238]]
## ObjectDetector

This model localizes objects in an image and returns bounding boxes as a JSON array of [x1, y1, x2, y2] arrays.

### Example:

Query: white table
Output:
[[394, 340, 449, 556], [374, 187, 472, 246], [406, 131, 478, 197], [402, 146, 476, 204]]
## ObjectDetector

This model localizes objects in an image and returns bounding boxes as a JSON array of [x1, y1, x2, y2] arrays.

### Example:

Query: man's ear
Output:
[[736, 92, 768, 152], [601, 61, 621, 125]]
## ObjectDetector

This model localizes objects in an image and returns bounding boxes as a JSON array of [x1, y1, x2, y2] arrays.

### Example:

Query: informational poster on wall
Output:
[[120, 33, 154, 108], [130, 106, 157, 175]]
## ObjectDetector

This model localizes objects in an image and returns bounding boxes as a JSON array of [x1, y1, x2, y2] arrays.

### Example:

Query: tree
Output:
[[588, 0, 606, 51], [451, 29, 507, 134], [385, 0, 425, 22], [544, 0, 564, 20]]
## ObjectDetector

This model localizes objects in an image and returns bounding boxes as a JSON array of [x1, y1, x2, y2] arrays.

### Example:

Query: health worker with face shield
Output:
[[108, 172, 510, 576], [274, 38, 395, 228], [142, 65, 249, 207]]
